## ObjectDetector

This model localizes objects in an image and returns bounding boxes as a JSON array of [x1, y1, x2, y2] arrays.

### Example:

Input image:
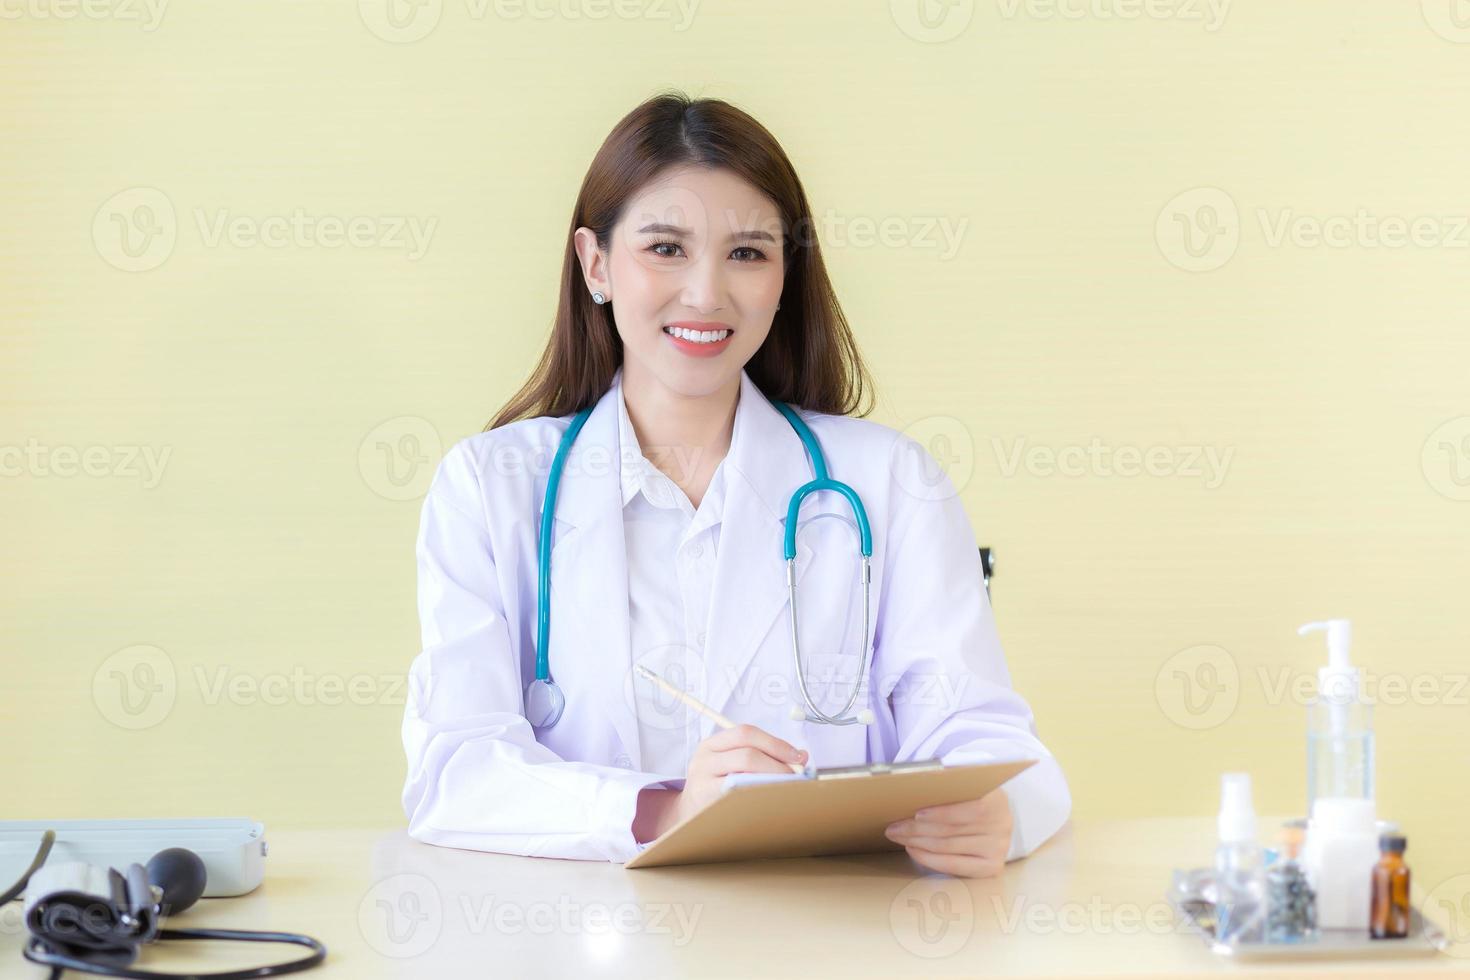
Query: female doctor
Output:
[[400, 93, 1071, 877]]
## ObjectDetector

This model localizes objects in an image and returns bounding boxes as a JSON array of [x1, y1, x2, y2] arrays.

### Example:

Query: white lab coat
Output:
[[401, 368, 1071, 864]]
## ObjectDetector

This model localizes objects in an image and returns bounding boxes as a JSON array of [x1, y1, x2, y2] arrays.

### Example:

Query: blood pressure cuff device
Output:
[[24, 860, 160, 965]]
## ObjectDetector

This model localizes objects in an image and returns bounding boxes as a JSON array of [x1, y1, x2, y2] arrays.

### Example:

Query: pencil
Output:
[[634, 664, 807, 775]]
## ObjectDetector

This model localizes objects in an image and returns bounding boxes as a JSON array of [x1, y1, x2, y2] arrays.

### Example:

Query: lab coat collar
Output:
[[614, 376, 655, 509], [614, 373, 728, 520], [564, 365, 805, 527], [549, 365, 817, 762]]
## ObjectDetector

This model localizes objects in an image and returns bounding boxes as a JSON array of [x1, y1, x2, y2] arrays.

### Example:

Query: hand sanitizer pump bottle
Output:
[[1215, 773, 1266, 944], [1299, 619, 1379, 932], [1301, 619, 1374, 810]]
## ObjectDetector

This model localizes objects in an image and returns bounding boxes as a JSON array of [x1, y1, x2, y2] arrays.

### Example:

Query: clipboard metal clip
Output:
[[812, 758, 944, 781]]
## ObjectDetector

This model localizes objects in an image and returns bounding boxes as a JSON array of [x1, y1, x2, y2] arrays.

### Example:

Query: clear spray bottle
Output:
[[1214, 772, 1266, 944]]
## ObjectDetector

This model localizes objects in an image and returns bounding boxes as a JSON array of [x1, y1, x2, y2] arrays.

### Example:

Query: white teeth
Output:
[[664, 326, 730, 344]]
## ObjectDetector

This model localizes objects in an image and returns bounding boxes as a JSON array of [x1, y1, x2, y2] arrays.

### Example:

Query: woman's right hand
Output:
[[635, 724, 808, 841], [671, 724, 808, 824]]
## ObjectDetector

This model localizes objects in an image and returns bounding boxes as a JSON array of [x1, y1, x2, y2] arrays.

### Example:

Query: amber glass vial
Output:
[[1370, 833, 1410, 939]]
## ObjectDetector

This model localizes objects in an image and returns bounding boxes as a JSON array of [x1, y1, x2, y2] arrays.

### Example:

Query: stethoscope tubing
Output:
[[531, 391, 874, 727], [535, 405, 594, 686]]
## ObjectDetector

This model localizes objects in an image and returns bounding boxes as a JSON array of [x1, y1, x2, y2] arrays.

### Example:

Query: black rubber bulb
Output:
[[146, 847, 208, 915]]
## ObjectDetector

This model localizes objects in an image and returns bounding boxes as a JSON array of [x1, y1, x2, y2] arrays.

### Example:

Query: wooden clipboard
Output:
[[624, 757, 1035, 869]]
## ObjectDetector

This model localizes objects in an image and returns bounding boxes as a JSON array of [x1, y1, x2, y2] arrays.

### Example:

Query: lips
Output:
[[662, 322, 734, 358]]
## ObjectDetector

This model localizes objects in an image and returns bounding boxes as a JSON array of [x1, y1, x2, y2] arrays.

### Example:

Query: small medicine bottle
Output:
[[1370, 833, 1410, 939]]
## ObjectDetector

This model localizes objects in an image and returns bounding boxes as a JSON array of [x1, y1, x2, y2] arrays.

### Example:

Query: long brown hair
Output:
[[487, 91, 874, 430]]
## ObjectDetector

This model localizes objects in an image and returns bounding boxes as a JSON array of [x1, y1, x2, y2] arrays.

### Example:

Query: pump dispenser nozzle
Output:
[[1299, 619, 1357, 707]]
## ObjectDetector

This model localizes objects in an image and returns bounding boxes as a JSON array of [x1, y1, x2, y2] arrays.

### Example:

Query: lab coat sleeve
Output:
[[876, 437, 1072, 862], [400, 441, 674, 863]]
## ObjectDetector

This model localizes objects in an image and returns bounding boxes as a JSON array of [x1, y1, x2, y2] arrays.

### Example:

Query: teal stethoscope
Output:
[[524, 392, 877, 731]]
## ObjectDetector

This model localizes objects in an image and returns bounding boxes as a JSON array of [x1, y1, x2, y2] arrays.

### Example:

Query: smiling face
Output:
[[574, 165, 787, 400]]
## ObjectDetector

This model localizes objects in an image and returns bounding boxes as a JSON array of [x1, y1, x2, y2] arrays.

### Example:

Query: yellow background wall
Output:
[[4, 1, 1468, 891]]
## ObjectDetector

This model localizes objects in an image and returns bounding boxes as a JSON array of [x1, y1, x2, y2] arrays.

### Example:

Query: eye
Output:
[[644, 241, 769, 262]]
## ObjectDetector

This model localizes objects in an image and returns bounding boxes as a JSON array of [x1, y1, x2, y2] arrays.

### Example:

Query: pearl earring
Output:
[[591, 291, 606, 304]]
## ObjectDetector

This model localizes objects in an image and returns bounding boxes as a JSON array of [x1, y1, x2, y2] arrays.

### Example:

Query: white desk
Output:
[[5, 818, 1464, 978]]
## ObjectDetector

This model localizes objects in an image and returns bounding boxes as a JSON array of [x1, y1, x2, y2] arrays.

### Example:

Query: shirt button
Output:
[[614, 753, 634, 770], [696, 632, 706, 647], [690, 543, 704, 558]]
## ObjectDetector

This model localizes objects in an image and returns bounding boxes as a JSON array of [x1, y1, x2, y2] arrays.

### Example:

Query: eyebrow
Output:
[[636, 222, 779, 244]]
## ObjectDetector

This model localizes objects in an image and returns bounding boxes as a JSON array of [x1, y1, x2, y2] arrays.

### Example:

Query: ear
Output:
[[572, 227, 610, 300]]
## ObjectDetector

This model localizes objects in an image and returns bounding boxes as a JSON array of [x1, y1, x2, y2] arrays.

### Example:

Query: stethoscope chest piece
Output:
[[525, 678, 566, 729]]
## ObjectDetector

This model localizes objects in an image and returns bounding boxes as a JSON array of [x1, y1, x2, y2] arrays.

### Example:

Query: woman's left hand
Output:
[[883, 788, 1012, 878]]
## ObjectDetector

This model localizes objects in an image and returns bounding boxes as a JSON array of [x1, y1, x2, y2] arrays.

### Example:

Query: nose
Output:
[[677, 249, 729, 315]]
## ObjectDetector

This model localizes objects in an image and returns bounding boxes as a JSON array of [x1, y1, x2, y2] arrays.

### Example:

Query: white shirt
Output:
[[617, 377, 733, 778]]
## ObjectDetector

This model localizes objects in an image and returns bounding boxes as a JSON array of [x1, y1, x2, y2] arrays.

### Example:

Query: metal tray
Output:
[[1169, 895, 1448, 960]]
